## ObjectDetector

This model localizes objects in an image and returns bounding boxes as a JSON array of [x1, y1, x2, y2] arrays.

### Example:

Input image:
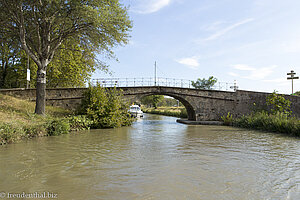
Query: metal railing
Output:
[[92, 77, 235, 91]]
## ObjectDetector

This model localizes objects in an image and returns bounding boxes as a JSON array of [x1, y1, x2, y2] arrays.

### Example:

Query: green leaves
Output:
[[79, 83, 133, 128], [266, 91, 291, 115], [141, 95, 164, 109], [191, 76, 217, 90]]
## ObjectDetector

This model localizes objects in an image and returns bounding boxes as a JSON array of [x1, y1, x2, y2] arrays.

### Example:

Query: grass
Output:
[[142, 106, 187, 118], [233, 111, 300, 137], [0, 94, 71, 145]]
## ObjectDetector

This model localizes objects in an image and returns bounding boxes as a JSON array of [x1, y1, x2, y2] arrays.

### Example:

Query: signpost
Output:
[[26, 55, 30, 89], [287, 70, 299, 95], [230, 80, 239, 91], [154, 61, 157, 86]]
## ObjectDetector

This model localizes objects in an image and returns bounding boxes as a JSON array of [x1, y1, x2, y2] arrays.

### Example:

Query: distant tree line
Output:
[[141, 95, 183, 109]]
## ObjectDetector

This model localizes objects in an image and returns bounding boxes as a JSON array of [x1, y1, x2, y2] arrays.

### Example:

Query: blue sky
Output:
[[93, 0, 300, 94]]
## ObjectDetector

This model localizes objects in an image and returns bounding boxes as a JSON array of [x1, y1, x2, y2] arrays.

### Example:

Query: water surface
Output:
[[0, 114, 299, 199]]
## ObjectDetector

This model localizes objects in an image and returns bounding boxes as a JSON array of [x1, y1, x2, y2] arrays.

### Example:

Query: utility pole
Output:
[[287, 70, 299, 95], [154, 61, 157, 86]]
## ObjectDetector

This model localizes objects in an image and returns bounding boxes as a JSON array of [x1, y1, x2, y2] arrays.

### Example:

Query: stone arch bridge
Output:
[[0, 86, 299, 121]]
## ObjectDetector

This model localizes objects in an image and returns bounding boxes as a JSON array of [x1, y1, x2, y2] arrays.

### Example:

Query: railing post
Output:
[[134, 78, 136, 87]]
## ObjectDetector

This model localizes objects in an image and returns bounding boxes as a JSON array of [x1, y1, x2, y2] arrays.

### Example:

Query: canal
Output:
[[0, 114, 299, 199]]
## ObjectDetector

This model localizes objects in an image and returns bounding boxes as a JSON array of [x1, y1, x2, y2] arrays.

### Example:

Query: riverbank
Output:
[[142, 107, 187, 118], [0, 94, 73, 145], [232, 112, 300, 137]]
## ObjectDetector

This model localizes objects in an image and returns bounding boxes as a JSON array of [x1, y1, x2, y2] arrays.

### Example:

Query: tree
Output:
[[141, 95, 164, 109], [0, 0, 132, 114], [294, 91, 300, 96], [0, 33, 22, 88], [1, 39, 103, 89], [191, 76, 217, 89]]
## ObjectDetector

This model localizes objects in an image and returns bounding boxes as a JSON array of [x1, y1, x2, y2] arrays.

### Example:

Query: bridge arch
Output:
[[126, 91, 196, 121], [138, 93, 196, 121]]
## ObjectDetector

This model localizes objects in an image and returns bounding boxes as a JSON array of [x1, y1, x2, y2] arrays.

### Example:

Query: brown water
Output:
[[0, 114, 299, 200]]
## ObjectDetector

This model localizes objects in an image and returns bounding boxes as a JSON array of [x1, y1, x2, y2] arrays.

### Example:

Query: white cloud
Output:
[[245, 66, 277, 80], [202, 18, 254, 41], [132, 0, 172, 14], [264, 78, 290, 87], [232, 64, 255, 71], [281, 38, 300, 53], [263, 78, 286, 83], [176, 57, 199, 69], [231, 64, 277, 80], [228, 72, 239, 77]]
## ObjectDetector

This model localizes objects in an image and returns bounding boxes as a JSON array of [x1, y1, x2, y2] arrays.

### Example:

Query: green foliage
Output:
[[141, 95, 164, 109], [46, 119, 70, 136], [142, 107, 188, 118], [191, 76, 217, 90], [221, 112, 233, 125], [179, 108, 188, 118], [294, 91, 300, 96], [68, 115, 93, 131], [266, 91, 291, 115], [0, 41, 105, 89], [0, 0, 132, 114], [79, 83, 133, 128], [0, 123, 22, 145], [0, 122, 48, 145], [234, 111, 300, 136]]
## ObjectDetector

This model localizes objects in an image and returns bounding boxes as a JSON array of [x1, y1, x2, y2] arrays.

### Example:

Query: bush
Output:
[[0, 123, 23, 145], [46, 119, 70, 136], [266, 91, 291, 115], [221, 112, 233, 125], [68, 115, 93, 131], [23, 124, 47, 138], [79, 83, 134, 128], [234, 111, 300, 136], [179, 108, 188, 118]]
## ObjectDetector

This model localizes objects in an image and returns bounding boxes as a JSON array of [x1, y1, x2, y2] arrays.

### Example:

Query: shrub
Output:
[[79, 83, 134, 128], [23, 124, 47, 138], [234, 111, 300, 136], [266, 91, 291, 115], [0, 124, 22, 145], [68, 115, 93, 131], [46, 119, 70, 136], [179, 108, 188, 118], [221, 112, 233, 125]]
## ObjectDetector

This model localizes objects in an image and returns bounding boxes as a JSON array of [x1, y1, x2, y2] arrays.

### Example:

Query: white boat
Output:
[[129, 105, 143, 117]]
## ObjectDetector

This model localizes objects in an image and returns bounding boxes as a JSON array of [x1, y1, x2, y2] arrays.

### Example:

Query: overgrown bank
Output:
[[221, 92, 300, 137], [142, 107, 187, 118], [233, 111, 300, 136], [0, 84, 134, 145]]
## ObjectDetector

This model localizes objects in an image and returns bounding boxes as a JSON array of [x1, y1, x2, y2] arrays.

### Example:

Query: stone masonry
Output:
[[0, 86, 299, 121]]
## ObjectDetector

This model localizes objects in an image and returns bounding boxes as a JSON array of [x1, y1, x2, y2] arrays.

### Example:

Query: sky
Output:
[[93, 0, 300, 94]]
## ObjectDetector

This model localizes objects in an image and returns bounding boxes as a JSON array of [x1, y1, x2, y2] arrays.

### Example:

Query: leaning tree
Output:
[[0, 0, 132, 114]]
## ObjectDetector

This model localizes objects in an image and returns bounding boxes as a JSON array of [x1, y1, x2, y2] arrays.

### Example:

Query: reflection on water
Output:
[[0, 114, 299, 199]]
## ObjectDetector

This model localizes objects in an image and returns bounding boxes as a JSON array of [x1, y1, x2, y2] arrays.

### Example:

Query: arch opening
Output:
[[134, 93, 196, 121]]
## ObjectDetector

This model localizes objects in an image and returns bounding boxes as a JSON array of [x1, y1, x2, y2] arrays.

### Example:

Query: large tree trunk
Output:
[[35, 68, 46, 115]]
